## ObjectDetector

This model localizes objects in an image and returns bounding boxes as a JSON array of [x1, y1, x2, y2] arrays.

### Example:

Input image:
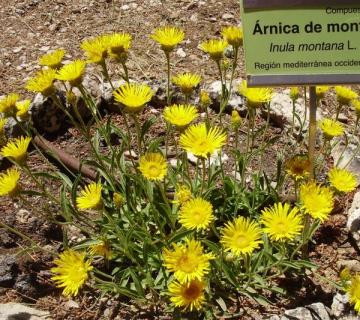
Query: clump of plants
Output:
[[0, 24, 360, 317]]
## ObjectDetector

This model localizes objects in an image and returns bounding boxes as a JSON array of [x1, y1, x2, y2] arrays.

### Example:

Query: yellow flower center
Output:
[[149, 165, 161, 177], [183, 283, 201, 300], [234, 233, 250, 248], [178, 253, 198, 273]]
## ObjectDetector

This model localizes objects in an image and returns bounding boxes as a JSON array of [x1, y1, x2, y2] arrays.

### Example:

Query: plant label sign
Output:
[[240, 0, 360, 86]]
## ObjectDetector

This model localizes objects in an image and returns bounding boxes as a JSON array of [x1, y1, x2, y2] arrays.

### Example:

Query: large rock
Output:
[[0, 303, 52, 320], [268, 90, 323, 131], [347, 191, 360, 248], [267, 303, 331, 320], [0, 254, 18, 287], [331, 136, 360, 185], [331, 293, 360, 320]]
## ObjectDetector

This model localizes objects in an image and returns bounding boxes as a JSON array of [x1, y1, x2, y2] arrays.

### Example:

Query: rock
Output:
[[13, 46, 23, 53], [64, 299, 80, 309], [337, 259, 360, 273], [207, 79, 245, 115], [331, 137, 360, 185], [282, 303, 331, 320], [331, 293, 348, 318], [222, 13, 234, 20], [0, 254, 18, 287], [176, 47, 186, 58], [124, 150, 138, 160], [268, 90, 323, 130], [4, 117, 23, 139], [31, 93, 66, 133], [0, 303, 52, 320], [187, 151, 229, 167], [347, 191, 360, 248]]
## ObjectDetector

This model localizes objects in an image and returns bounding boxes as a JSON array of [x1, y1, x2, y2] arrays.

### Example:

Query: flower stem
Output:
[[165, 52, 171, 105]]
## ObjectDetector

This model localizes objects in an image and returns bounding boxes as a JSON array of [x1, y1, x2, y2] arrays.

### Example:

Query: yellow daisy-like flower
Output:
[[81, 34, 110, 64], [76, 182, 103, 210], [163, 104, 198, 129], [139, 152, 167, 181], [239, 80, 273, 108], [25, 69, 56, 96], [51, 250, 93, 297], [300, 181, 334, 221], [16, 99, 31, 121], [39, 49, 65, 69], [0, 93, 20, 115], [319, 118, 344, 140], [151, 26, 185, 52], [107, 32, 132, 61], [0, 118, 7, 135], [172, 184, 192, 205], [315, 86, 329, 100], [260, 203, 303, 242], [168, 279, 206, 311], [290, 87, 300, 101], [1, 136, 32, 164], [200, 90, 211, 109], [348, 274, 360, 314], [113, 83, 153, 114], [172, 73, 201, 96], [328, 167, 357, 193], [179, 123, 227, 158], [113, 192, 124, 208], [200, 39, 228, 61], [231, 110, 242, 129], [335, 86, 358, 105], [56, 60, 86, 87], [179, 198, 214, 230], [220, 216, 263, 256], [89, 240, 113, 260], [163, 238, 214, 283], [285, 154, 311, 181], [221, 26, 243, 48], [0, 167, 21, 197]]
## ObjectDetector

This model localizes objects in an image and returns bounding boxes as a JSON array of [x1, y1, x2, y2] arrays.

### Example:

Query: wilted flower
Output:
[[285, 154, 311, 181]]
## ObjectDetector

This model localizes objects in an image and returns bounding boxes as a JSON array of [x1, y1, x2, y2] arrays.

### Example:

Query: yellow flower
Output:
[[139, 152, 167, 181], [113, 192, 124, 208], [76, 182, 103, 210], [56, 60, 86, 87], [335, 86, 358, 105], [0, 167, 21, 197], [107, 32, 132, 61], [200, 90, 211, 108], [163, 238, 214, 283], [319, 118, 344, 140], [328, 167, 357, 193], [239, 80, 273, 108], [290, 87, 300, 101], [151, 26, 185, 52], [348, 274, 360, 314], [0, 118, 6, 135], [39, 49, 65, 69], [200, 39, 228, 61], [25, 69, 56, 96], [352, 99, 360, 118], [179, 198, 214, 230], [172, 73, 201, 96], [163, 104, 198, 129], [315, 86, 329, 100], [89, 240, 113, 260], [0, 93, 20, 115], [260, 203, 303, 242], [172, 184, 192, 205], [1, 136, 32, 164], [221, 26, 243, 48], [51, 250, 93, 297], [300, 181, 334, 221], [81, 35, 110, 63], [168, 279, 206, 311], [16, 99, 31, 121], [113, 83, 153, 114], [231, 110, 242, 129], [285, 154, 311, 181], [220, 216, 263, 256], [179, 123, 227, 158]]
